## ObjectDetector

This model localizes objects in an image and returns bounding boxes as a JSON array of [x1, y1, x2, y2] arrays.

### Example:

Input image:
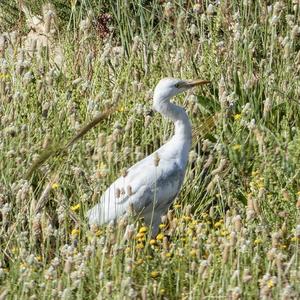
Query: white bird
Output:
[[87, 77, 210, 235]]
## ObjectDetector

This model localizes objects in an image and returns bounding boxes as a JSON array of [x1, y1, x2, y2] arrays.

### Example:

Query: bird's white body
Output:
[[88, 78, 208, 235]]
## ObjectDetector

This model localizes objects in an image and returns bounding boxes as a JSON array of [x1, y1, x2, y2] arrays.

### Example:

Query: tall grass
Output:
[[0, 1, 299, 299]]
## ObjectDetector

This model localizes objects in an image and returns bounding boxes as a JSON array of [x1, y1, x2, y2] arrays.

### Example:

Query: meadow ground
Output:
[[0, 1, 300, 299]]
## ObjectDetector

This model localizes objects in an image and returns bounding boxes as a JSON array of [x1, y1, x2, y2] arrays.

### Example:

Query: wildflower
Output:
[[254, 239, 262, 245], [139, 226, 148, 234], [136, 258, 144, 265], [182, 216, 191, 222], [98, 161, 108, 172], [267, 279, 275, 288], [174, 204, 181, 209], [51, 183, 59, 189], [214, 221, 223, 228], [118, 105, 126, 112], [187, 228, 194, 236], [279, 244, 287, 249], [232, 144, 241, 151], [149, 239, 156, 246], [221, 230, 229, 237], [136, 232, 145, 239], [71, 229, 80, 236], [136, 243, 144, 250], [124, 247, 131, 254], [150, 271, 160, 279], [159, 289, 165, 295], [159, 224, 166, 229], [201, 212, 208, 219], [234, 114, 241, 121], [0, 73, 10, 79], [70, 203, 81, 212], [156, 233, 164, 241]]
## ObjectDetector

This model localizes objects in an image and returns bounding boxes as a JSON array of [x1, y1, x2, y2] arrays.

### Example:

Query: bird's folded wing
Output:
[[87, 155, 184, 225], [87, 180, 153, 225]]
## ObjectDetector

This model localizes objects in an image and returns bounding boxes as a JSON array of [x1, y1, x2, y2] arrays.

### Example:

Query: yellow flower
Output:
[[214, 221, 222, 228], [136, 258, 144, 265], [190, 249, 197, 256], [174, 204, 181, 209], [19, 262, 27, 270], [256, 181, 264, 188], [156, 233, 164, 241], [36, 256, 42, 261], [187, 228, 194, 236], [159, 289, 165, 295], [291, 236, 298, 242], [51, 183, 59, 189], [232, 144, 241, 151], [136, 232, 145, 239], [201, 212, 208, 219], [71, 229, 80, 236], [267, 279, 275, 288], [279, 244, 287, 249], [139, 226, 148, 233], [234, 114, 241, 121], [254, 239, 262, 245], [70, 203, 81, 212], [118, 105, 126, 112], [159, 224, 166, 229], [297, 191, 300, 195], [221, 230, 229, 236], [165, 252, 172, 258], [136, 243, 144, 249], [149, 239, 156, 245], [0, 73, 10, 79], [95, 230, 102, 236], [150, 271, 160, 279]]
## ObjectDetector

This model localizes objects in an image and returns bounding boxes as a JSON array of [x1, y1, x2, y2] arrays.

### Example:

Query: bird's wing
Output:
[[87, 153, 184, 226]]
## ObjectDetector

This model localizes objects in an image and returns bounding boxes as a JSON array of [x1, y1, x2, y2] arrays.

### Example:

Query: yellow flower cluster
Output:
[[234, 114, 241, 121], [71, 203, 81, 212]]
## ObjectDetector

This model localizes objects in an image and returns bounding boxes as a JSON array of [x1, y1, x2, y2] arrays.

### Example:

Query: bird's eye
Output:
[[175, 83, 180, 88]]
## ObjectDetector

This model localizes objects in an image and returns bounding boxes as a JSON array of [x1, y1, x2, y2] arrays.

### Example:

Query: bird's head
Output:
[[153, 77, 210, 103]]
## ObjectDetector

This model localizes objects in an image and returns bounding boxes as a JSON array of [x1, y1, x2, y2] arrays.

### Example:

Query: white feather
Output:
[[87, 77, 207, 235]]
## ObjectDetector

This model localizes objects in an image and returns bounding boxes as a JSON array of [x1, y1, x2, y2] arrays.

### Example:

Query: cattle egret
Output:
[[87, 77, 210, 235]]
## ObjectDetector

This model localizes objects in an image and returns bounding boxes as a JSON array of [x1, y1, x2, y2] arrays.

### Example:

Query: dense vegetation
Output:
[[0, 1, 300, 299]]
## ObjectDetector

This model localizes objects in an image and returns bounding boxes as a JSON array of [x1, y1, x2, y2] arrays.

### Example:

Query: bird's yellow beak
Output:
[[184, 79, 211, 88]]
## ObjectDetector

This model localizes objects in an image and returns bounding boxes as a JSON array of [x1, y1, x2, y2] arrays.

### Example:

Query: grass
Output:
[[0, 0, 300, 299]]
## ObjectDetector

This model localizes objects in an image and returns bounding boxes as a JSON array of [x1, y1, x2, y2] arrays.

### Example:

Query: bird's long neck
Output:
[[153, 97, 192, 147]]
